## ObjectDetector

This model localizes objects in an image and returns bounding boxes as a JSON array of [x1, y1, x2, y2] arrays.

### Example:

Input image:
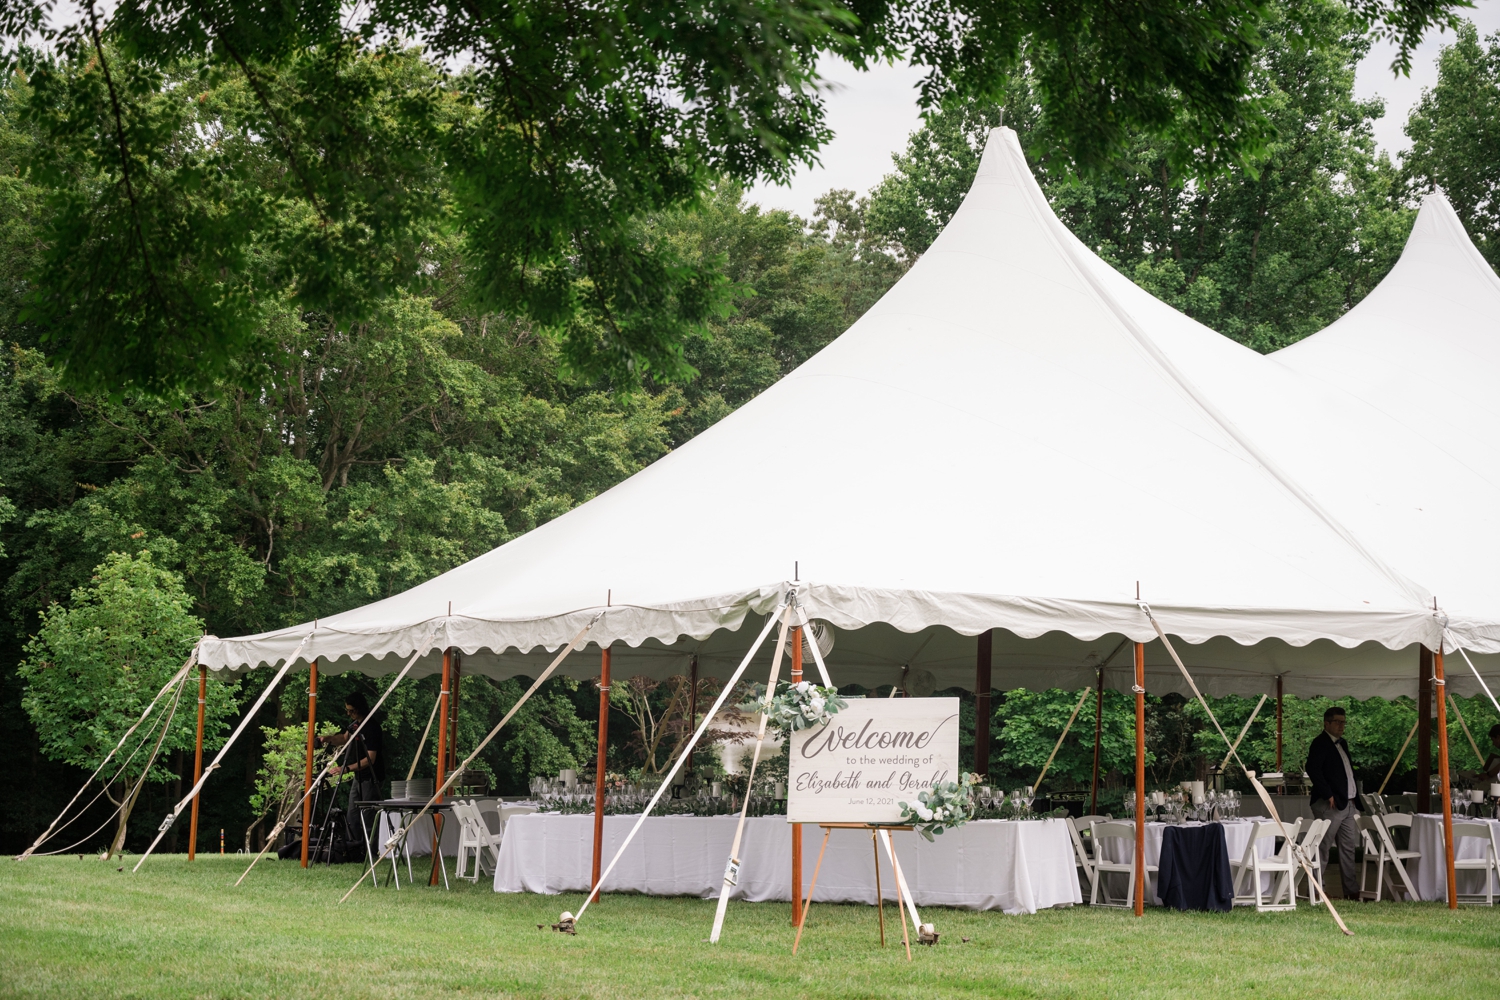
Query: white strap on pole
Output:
[[19, 651, 199, 860], [340, 614, 602, 903], [1443, 629, 1500, 717], [710, 607, 793, 942], [1141, 604, 1351, 935], [236, 627, 440, 885], [1217, 693, 1269, 774], [135, 634, 314, 871], [1034, 686, 1092, 790], [574, 598, 789, 925]]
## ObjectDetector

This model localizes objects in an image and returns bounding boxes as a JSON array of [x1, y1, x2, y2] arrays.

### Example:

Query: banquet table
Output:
[[493, 814, 1081, 915], [1094, 819, 1275, 905], [1409, 814, 1500, 902]]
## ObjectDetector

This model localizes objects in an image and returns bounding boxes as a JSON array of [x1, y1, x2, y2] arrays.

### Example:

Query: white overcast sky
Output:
[[747, 2, 1500, 220]]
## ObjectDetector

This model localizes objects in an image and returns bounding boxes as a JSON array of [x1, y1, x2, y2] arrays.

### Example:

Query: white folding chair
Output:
[[1089, 821, 1155, 909], [452, 800, 504, 882], [1450, 821, 1500, 906], [1065, 817, 1098, 899], [1074, 816, 1110, 855], [1360, 813, 1420, 901], [1291, 818, 1329, 904], [1230, 818, 1301, 911]]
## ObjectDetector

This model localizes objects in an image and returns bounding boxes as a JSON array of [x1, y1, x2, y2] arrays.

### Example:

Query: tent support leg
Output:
[[448, 655, 463, 775], [430, 648, 452, 887], [591, 646, 611, 901], [791, 626, 804, 926], [188, 664, 207, 861], [1133, 641, 1146, 917], [1090, 667, 1103, 814], [300, 660, 318, 868], [974, 630, 992, 780], [1418, 646, 1433, 812], [1436, 646, 1457, 909], [1275, 674, 1283, 791]]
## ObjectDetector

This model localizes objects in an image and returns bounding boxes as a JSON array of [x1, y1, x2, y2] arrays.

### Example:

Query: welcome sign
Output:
[[787, 698, 960, 824]]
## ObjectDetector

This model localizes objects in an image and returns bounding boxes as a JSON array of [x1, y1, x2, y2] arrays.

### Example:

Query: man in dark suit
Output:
[[1307, 705, 1360, 899]]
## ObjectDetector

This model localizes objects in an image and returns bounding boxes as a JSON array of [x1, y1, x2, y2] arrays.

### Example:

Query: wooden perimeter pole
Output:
[[1133, 641, 1146, 917], [1436, 646, 1457, 909], [299, 659, 318, 867], [1418, 646, 1434, 811], [590, 645, 612, 901], [791, 625, 804, 926], [188, 664, 207, 861], [974, 630, 993, 779], [1275, 674, 1283, 792], [1090, 668, 1103, 814], [430, 648, 452, 886], [447, 654, 463, 776]]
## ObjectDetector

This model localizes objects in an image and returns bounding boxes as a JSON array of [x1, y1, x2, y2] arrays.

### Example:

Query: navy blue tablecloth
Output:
[[1156, 822, 1234, 912]]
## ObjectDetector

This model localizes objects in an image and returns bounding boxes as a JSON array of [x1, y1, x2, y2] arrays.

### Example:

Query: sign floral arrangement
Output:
[[900, 773, 979, 841], [742, 680, 847, 734]]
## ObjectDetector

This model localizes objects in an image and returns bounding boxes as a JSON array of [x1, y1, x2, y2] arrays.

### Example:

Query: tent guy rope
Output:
[[339, 614, 603, 904], [1141, 602, 1352, 935], [235, 627, 440, 885], [1033, 686, 1091, 790], [18, 652, 198, 860], [1217, 693, 1269, 775], [133, 634, 314, 871]]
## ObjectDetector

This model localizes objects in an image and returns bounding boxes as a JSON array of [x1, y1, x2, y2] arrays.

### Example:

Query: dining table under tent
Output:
[[116, 128, 1500, 923]]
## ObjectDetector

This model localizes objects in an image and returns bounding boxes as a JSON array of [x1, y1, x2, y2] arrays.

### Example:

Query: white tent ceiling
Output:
[[198, 131, 1500, 700]]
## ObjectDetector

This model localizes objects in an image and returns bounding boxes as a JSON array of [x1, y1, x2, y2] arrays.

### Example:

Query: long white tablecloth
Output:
[[1410, 814, 1500, 901], [493, 814, 1082, 915], [1095, 819, 1273, 904]]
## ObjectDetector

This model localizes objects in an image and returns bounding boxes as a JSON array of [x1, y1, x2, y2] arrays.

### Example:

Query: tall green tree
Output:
[[18, 550, 237, 856], [0, 0, 1464, 392], [1402, 23, 1500, 267], [865, 0, 1414, 351]]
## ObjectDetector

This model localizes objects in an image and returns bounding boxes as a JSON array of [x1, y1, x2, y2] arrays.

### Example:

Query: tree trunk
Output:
[[106, 780, 146, 860]]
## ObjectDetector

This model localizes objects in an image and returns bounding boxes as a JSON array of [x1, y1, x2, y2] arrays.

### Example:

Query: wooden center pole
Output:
[[447, 654, 463, 776], [299, 659, 318, 867], [188, 664, 207, 861], [1275, 674, 1283, 790], [1418, 646, 1434, 812], [791, 625, 804, 926], [974, 630, 993, 779], [430, 648, 452, 886], [1436, 647, 1457, 909], [590, 645, 612, 902], [1133, 641, 1146, 917], [1090, 667, 1103, 814]]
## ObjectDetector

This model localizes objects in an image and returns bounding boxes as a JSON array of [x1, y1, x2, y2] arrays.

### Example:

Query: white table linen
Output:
[[492, 814, 1081, 915], [1095, 819, 1273, 904], [1409, 814, 1500, 901]]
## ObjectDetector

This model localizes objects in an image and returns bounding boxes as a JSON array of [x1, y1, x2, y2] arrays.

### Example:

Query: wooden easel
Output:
[[792, 823, 915, 961]]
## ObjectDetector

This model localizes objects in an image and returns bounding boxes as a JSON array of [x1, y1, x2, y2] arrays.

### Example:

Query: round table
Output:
[[1409, 814, 1500, 901]]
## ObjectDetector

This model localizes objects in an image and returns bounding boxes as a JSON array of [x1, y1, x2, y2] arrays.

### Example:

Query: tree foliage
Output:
[[0, 0, 1466, 392], [1402, 23, 1500, 268]]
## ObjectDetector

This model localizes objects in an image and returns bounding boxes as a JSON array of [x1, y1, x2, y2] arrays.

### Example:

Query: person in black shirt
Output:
[[318, 692, 385, 845], [1306, 705, 1360, 899]]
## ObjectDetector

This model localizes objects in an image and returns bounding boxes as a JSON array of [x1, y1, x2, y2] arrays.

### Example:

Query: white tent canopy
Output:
[[199, 130, 1499, 700]]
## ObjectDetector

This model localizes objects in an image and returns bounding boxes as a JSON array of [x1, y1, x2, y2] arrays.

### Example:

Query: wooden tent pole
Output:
[[1275, 674, 1283, 786], [1133, 641, 1146, 917], [1436, 646, 1457, 909], [791, 625, 804, 927], [1090, 668, 1103, 814], [590, 645, 611, 901], [447, 654, 463, 776], [188, 664, 207, 861], [1418, 646, 1434, 811], [299, 660, 318, 867], [974, 630, 993, 779], [430, 648, 452, 886]]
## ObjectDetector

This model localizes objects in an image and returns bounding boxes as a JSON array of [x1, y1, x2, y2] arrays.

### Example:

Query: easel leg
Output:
[[872, 831, 885, 946], [792, 829, 831, 956]]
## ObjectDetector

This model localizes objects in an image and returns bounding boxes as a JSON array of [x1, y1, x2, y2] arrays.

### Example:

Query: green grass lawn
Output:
[[2, 854, 1497, 999]]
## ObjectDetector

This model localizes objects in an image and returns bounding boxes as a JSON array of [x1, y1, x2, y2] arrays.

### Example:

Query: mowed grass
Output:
[[2, 855, 1498, 999]]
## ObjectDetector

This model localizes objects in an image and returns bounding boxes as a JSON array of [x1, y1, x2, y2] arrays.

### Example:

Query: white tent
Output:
[[199, 130, 1498, 699]]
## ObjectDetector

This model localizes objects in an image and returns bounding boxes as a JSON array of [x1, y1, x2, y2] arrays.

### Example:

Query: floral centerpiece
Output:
[[900, 773, 979, 841], [740, 680, 847, 734]]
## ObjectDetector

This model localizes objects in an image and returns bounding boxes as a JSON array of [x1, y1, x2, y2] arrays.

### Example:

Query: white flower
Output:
[[915, 803, 933, 822], [809, 694, 826, 714], [794, 681, 811, 694]]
